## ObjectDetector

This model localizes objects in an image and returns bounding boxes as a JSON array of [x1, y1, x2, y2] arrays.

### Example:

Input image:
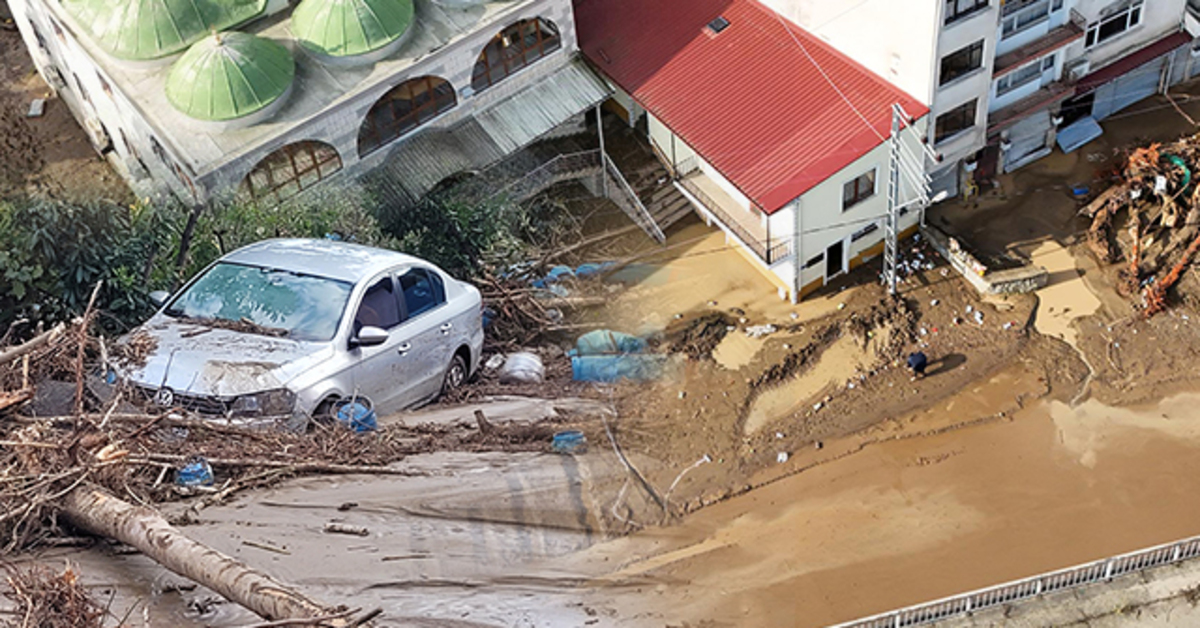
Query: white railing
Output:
[[832, 534, 1200, 628], [604, 152, 665, 243]]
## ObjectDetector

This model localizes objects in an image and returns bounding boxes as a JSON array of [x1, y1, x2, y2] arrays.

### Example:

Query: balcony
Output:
[[987, 81, 1075, 135], [676, 171, 791, 265], [994, 10, 1085, 77]]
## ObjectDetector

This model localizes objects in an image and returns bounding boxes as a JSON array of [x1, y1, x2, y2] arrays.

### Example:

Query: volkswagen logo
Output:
[[154, 387, 174, 407]]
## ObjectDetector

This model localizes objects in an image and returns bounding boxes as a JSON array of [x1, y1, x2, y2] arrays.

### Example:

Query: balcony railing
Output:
[[677, 174, 791, 265]]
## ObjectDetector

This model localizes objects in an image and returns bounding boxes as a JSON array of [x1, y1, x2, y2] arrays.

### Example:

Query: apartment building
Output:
[[767, 0, 1198, 197], [8, 0, 610, 207]]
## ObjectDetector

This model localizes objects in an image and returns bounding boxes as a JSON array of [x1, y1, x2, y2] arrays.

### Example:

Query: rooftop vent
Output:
[[707, 16, 730, 34]]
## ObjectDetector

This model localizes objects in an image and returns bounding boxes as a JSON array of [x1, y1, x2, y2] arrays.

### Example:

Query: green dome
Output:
[[165, 32, 294, 121], [62, 0, 267, 61], [291, 0, 414, 58]]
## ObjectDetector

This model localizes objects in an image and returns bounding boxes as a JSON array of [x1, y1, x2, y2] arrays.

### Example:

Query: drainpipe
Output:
[[791, 198, 803, 304]]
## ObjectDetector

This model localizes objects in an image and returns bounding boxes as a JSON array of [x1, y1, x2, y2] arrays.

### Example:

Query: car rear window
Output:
[[164, 262, 352, 341]]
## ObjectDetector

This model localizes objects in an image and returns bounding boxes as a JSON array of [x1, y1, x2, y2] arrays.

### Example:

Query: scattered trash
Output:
[[814, 441, 823, 450], [776, 452, 789, 464], [837, 303, 846, 310], [930, 299, 939, 307], [745, 324, 777, 338], [678, 391, 687, 399], [775, 432, 784, 439], [484, 354, 505, 370], [708, 300, 718, 306], [176, 457, 214, 487], [552, 430, 588, 454], [499, 352, 545, 384], [812, 402, 823, 412], [789, 312, 800, 320], [323, 523, 370, 537], [974, 310, 985, 325], [26, 99, 44, 118], [335, 398, 377, 433]]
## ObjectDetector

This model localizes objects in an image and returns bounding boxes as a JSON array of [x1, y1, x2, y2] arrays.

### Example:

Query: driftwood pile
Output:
[[1081, 137, 1200, 316], [0, 318, 563, 626]]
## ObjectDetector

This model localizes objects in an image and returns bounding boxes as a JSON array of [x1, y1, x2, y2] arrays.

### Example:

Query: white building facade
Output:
[[766, 0, 1199, 197]]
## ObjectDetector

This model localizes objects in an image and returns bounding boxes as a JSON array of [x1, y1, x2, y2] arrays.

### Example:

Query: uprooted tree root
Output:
[[2, 563, 104, 628]]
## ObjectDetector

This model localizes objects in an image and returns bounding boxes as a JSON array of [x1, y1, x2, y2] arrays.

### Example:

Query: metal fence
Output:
[[485, 149, 665, 243], [832, 534, 1200, 628]]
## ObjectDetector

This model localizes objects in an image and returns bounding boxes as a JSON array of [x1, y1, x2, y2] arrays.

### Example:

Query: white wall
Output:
[[994, 0, 1073, 57], [759, 0, 940, 106], [1069, 0, 1186, 70]]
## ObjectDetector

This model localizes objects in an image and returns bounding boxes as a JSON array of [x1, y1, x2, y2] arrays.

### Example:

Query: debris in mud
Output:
[[665, 312, 737, 360], [1, 564, 103, 628]]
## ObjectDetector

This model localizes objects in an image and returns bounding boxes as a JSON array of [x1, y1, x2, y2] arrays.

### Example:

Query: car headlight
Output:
[[229, 389, 296, 417]]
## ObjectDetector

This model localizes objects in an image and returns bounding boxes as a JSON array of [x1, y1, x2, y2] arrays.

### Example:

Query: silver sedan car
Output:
[[117, 239, 483, 425]]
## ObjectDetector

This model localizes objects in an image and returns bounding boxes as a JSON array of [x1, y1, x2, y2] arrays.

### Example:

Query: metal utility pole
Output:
[[596, 104, 608, 197], [883, 104, 902, 296]]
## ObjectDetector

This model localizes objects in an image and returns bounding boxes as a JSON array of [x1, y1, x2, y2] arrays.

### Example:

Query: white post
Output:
[[791, 199, 803, 304], [597, 104, 608, 198]]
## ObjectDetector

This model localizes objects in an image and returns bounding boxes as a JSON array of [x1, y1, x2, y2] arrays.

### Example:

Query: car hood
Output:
[[120, 318, 333, 397]]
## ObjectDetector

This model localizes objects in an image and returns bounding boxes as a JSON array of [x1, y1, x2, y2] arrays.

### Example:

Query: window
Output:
[[400, 268, 445, 318], [358, 76, 456, 157], [996, 58, 1044, 95], [1001, 0, 1050, 39], [97, 72, 112, 96], [842, 169, 876, 210], [935, 99, 977, 144], [471, 18, 561, 92], [707, 16, 730, 34], [238, 141, 343, 206], [940, 40, 984, 86], [73, 74, 91, 105], [1085, 1, 1143, 48], [1041, 55, 1055, 72], [852, 221, 880, 242], [30, 22, 49, 53], [804, 253, 825, 269], [355, 277, 402, 331], [150, 137, 198, 199], [944, 0, 989, 25]]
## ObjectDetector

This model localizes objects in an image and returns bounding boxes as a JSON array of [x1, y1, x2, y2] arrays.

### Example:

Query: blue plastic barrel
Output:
[[552, 430, 587, 454], [571, 355, 664, 382], [335, 398, 377, 432], [572, 330, 647, 356]]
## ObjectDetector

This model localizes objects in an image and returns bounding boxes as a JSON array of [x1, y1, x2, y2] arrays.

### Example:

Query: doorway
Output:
[[825, 239, 845, 281]]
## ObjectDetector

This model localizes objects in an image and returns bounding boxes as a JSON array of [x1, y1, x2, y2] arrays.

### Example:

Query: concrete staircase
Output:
[[625, 162, 695, 232]]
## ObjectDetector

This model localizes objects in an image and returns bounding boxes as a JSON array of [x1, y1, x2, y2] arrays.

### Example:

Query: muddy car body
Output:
[[118, 239, 483, 425]]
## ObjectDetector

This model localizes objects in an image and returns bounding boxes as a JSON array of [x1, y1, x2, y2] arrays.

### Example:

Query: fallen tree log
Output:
[[62, 485, 347, 624], [0, 323, 65, 365]]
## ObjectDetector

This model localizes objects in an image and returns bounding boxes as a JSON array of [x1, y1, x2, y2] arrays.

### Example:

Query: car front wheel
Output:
[[441, 353, 467, 396]]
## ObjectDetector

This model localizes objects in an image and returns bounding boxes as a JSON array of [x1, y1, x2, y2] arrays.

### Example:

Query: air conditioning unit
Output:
[[1065, 59, 1090, 81]]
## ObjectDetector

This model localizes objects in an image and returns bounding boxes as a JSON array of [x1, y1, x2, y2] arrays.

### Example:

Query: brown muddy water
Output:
[[31, 374, 1200, 627]]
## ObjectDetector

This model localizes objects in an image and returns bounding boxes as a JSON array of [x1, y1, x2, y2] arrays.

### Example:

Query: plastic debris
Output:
[[571, 330, 647, 356], [176, 457, 214, 487], [930, 299, 939, 306], [745, 324, 777, 338], [335, 399, 377, 432], [776, 452, 789, 464], [484, 354, 505, 370], [552, 430, 588, 454], [571, 354, 666, 382], [499, 352, 545, 384], [26, 99, 44, 118]]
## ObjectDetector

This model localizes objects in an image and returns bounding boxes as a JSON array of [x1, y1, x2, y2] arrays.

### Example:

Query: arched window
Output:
[[358, 76, 456, 157], [238, 141, 342, 206], [471, 18, 561, 93]]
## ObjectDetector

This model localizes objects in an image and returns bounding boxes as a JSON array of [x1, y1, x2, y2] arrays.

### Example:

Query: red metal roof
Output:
[[575, 0, 927, 214], [1076, 30, 1191, 96]]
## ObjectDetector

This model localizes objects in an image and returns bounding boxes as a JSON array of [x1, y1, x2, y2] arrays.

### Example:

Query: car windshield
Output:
[[163, 262, 352, 341]]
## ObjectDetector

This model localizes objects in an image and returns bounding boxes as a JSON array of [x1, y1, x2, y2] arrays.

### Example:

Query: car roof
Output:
[[220, 239, 427, 284]]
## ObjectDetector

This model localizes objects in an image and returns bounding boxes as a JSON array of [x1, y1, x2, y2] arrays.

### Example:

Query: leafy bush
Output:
[[0, 196, 183, 336]]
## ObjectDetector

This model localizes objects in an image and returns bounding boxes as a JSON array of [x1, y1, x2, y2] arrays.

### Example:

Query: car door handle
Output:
[[397, 342, 412, 355], [439, 323, 453, 335]]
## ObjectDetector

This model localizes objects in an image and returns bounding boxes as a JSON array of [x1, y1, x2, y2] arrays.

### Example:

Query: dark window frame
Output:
[[944, 0, 989, 25], [939, 40, 985, 86], [842, 169, 877, 211], [470, 18, 561, 93], [358, 76, 457, 157], [354, 276, 403, 332], [1085, 1, 1143, 48], [399, 267, 447, 319], [238, 141, 343, 207], [852, 221, 880, 242], [935, 99, 978, 145]]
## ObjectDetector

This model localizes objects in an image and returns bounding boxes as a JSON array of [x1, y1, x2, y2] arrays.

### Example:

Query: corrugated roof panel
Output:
[[575, 0, 928, 214], [476, 59, 613, 153]]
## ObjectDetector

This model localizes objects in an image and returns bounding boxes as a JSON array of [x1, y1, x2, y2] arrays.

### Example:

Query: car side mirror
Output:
[[149, 290, 171, 307], [352, 326, 388, 348]]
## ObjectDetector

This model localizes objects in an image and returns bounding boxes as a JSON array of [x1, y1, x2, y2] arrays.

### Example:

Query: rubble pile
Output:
[[1081, 136, 1200, 316], [1, 564, 104, 628]]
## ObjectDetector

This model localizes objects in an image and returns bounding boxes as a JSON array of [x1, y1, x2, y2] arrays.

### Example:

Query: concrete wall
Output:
[[1068, 0, 1186, 70]]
